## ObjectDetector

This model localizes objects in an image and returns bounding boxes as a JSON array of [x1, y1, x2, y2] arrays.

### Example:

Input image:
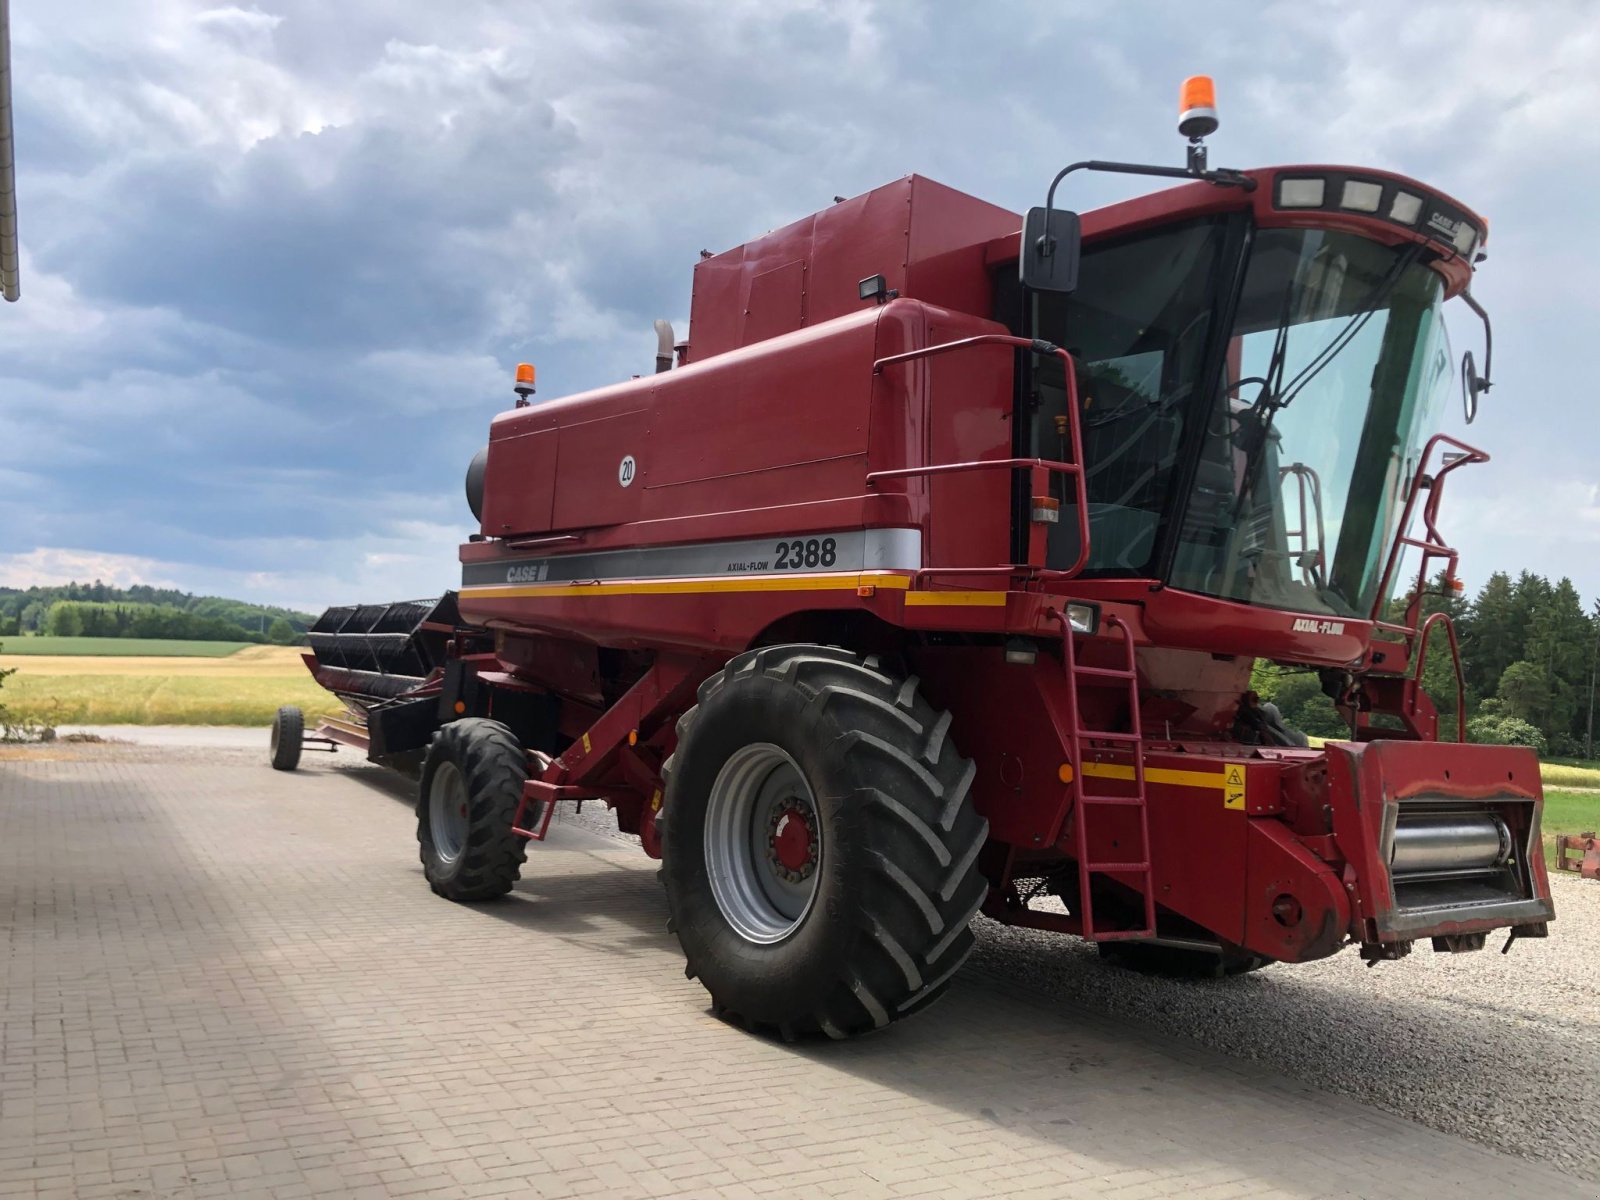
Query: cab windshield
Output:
[[1171, 228, 1451, 617], [1032, 222, 1452, 619]]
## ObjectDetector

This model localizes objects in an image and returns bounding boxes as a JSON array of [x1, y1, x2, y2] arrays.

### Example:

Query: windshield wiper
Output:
[[1229, 242, 1425, 520]]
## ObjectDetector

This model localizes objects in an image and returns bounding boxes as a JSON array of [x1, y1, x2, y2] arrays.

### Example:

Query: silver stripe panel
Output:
[[461, 528, 922, 588]]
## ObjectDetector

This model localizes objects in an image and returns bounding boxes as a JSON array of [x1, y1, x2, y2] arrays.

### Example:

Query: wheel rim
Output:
[[704, 743, 822, 944], [270, 720, 280, 756], [429, 760, 471, 862]]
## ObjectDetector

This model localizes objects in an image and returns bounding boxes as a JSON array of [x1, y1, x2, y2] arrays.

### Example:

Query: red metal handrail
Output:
[[869, 334, 1093, 579], [1412, 611, 1467, 743], [1363, 433, 1485, 742], [1370, 433, 1490, 627]]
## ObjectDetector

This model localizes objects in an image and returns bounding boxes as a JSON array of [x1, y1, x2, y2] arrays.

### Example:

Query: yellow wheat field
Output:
[[1, 646, 343, 725]]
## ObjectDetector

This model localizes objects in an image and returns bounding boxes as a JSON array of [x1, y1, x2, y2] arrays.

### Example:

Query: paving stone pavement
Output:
[[0, 745, 1590, 1200]]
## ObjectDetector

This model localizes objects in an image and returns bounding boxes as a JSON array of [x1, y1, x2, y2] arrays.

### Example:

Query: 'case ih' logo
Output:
[[507, 563, 549, 584], [1427, 211, 1459, 238], [1292, 618, 1345, 636]]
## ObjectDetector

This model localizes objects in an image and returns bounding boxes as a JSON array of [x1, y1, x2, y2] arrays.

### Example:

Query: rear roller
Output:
[[660, 645, 988, 1040]]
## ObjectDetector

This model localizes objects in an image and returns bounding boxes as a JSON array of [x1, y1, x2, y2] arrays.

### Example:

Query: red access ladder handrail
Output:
[[1053, 608, 1156, 942], [868, 334, 1094, 580], [1412, 611, 1468, 743], [1370, 433, 1489, 628], [1367, 433, 1485, 740]]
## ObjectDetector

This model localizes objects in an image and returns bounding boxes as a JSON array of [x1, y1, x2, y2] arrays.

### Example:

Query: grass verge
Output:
[[0, 637, 258, 656], [1543, 789, 1600, 867]]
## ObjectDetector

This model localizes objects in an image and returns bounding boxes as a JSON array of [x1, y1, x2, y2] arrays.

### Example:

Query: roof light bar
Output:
[[1277, 177, 1325, 208], [1389, 191, 1424, 225], [1271, 171, 1482, 260], [1340, 179, 1382, 213]]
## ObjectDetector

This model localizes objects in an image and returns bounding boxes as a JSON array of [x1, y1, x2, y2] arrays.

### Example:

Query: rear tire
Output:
[[660, 645, 988, 1040], [269, 706, 303, 771], [417, 719, 531, 901]]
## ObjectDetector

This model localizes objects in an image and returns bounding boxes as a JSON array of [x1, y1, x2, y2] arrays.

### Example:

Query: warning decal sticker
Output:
[[1224, 765, 1247, 810]]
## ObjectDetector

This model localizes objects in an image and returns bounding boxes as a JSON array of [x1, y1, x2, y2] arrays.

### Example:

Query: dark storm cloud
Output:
[[2, 0, 1597, 608]]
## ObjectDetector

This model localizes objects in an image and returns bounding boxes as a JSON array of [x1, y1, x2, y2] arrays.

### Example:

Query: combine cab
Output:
[[276, 78, 1553, 1036]]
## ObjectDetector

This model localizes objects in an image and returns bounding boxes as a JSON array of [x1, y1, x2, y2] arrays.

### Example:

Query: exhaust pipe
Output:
[[0, 0, 19, 302], [654, 319, 674, 374]]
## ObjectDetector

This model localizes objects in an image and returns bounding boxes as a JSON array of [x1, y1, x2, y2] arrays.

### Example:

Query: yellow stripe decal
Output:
[[1082, 762, 1225, 789], [903, 590, 1008, 607], [460, 572, 1020, 604], [461, 571, 909, 600], [1075, 761, 1248, 809], [1080, 761, 1248, 809]]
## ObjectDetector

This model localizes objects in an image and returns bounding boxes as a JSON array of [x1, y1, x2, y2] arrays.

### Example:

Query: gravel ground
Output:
[[562, 796, 1600, 1185], [968, 876, 1600, 1185]]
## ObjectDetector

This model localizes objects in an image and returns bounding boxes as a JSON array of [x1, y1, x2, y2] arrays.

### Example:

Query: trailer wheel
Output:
[[417, 718, 530, 902], [1097, 942, 1271, 979], [269, 705, 303, 771], [660, 645, 988, 1040]]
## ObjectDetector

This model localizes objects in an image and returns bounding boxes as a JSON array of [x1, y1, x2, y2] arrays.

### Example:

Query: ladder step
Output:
[[1085, 860, 1150, 872], [1075, 730, 1142, 744], [1094, 928, 1158, 943], [1074, 666, 1137, 680], [1080, 794, 1144, 807]]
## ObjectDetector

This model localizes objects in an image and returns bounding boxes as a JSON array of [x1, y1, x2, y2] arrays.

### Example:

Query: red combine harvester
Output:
[[275, 79, 1554, 1038]]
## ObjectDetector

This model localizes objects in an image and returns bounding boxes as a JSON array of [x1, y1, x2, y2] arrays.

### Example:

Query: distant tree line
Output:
[[0, 582, 316, 646], [1258, 570, 1600, 758]]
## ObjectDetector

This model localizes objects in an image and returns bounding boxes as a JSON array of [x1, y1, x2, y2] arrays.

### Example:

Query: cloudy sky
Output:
[[2, 0, 1597, 613]]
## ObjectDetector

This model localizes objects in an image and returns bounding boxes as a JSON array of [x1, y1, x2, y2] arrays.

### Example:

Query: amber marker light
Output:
[[1178, 74, 1219, 139], [513, 362, 537, 405]]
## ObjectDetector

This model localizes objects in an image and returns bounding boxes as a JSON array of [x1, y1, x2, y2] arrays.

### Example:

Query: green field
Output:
[[1, 637, 255, 656], [1543, 789, 1600, 869]]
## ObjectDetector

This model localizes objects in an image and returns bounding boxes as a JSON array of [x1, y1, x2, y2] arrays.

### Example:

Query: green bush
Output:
[[1466, 713, 1548, 754]]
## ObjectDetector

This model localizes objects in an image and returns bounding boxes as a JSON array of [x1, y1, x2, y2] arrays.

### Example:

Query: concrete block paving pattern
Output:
[[0, 745, 1590, 1198]]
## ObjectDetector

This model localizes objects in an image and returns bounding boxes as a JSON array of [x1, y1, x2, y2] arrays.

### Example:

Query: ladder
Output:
[[1060, 612, 1156, 941]]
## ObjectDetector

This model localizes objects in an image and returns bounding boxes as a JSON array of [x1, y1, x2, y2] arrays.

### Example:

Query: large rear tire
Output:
[[660, 645, 988, 1040], [417, 718, 531, 901], [269, 705, 303, 771]]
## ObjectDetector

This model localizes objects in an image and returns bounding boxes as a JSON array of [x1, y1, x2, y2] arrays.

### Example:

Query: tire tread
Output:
[[663, 644, 988, 1040]]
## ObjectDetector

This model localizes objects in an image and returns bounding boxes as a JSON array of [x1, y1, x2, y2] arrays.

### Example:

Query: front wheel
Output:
[[660, 645, 988, 1039], [417, 719, 531, 901]]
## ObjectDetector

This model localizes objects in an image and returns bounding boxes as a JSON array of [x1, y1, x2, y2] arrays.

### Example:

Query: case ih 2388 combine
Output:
[[274, 80, 1554, 1039]]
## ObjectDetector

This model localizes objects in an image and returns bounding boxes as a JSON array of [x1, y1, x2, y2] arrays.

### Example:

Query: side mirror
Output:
[[1461, 349, 1488, 424], [1020, 207, 1082, 294]]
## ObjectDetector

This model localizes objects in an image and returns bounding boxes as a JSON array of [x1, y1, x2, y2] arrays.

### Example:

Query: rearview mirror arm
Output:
[[1458, 289, 1493, 394], [1042, 158, 1256, 216]]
